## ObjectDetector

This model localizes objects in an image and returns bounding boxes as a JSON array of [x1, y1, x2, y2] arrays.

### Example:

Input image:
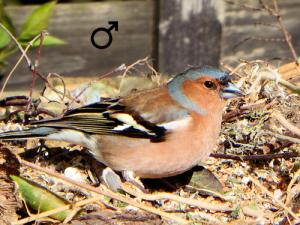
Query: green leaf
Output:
[[19, 1, 57, 41], [0, 28, 10, 49], [0, 1, 15, 49], [10, 175, 75, 221], [37, 35, 66, 46], [20, 35, 66, 47]]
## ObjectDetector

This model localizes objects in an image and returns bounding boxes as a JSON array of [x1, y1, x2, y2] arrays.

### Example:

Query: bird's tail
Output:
[[0, 127, 58, 140]]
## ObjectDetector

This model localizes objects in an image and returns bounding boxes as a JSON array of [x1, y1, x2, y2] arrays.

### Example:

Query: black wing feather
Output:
[[31, 99, 166, 141]]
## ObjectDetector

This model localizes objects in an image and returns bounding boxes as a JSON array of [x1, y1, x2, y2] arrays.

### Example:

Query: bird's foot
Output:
[[101, 167, 122, 192], [101, 168, 147, 193], [122, 170, 146, 192]]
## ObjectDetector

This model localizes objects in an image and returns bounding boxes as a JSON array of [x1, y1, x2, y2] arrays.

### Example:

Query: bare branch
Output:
[[261, 0, 299, 64], [210, 152, 298, 161]]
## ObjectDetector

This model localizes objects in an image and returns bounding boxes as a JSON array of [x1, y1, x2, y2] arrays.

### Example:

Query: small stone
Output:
[[64, 167, 86, 183]]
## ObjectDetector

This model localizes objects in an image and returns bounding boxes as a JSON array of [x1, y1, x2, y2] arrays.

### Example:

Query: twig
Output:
[[286, 167, 300, 206], [228, 0, 299, 64], [46, 73, 68, 101], [0, 31, 43, 99], [1, 45, 33, 99], [145, 59, 161, 85], [0, 96, 29, 107], [225, 0, 263, 11], [0, 24, 48, 98], [263, 131, 300, 144], [260, 0, 299, 64], [210, 152, 298, 161], [254, 22, 281, 29], [275, 78, 300, 94], [222, 99, 275, 122], [35, 108, 58, 118], [0, 23, 72, 103], [259, 0, 277, 15], [27, 31, 47, 110], [272, 112, 300, 137], [118, 56, 150, 92], [18, 159, 189, 224], [123, 186, 232, 212], [18, 158, 269, 222], [68, 65, 125, 107], [257, 69, 300, 94], [121, 185, 267, 219], [272, 0, 298, 64], [233, 37, 285, 50], [0, 96, 57, 118], [249, 175, 300, 221], [0, 23, 31, 66]]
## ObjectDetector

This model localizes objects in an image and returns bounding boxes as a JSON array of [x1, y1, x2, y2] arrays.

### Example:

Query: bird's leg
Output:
[[101, 168, 146, 193], [122, 170, 146, 192], [101, 167, 122, 192]]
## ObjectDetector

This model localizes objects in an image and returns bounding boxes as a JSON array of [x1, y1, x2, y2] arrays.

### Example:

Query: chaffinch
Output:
[[0, 66, 244, 181]]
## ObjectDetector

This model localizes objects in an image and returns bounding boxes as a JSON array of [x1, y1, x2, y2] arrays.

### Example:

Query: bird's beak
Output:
[[220, 82, 245, 99]]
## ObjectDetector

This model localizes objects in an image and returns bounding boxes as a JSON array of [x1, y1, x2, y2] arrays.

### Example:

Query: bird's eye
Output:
[[204, 81, 215, 89]]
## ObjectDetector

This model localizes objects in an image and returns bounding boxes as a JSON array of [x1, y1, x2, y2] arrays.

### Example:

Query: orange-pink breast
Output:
[[92, 110, 223, 178]]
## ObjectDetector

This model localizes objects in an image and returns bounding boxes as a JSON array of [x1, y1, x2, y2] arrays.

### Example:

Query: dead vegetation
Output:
[[0, 0, 299, 224], [0, 56, 298, 225]]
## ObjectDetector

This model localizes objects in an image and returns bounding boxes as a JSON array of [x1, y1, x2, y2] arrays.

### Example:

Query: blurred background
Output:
[[1, 0, 299, 90]]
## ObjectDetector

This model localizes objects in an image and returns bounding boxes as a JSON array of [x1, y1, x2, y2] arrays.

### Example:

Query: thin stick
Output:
[[123, 186, 232, 212], [46, 73, 68, 101], [286, 168, 300, 205], [27, 31, 47, 110], [0, 32, 42, 98], [121, 185, 266, 219], [0, 23, 70, 102], [0, 44, 31, 99], [210, 152, 298, 161], [19, 159, 189, 224], [68, 65, 125, 107], [249, 176, 300, 221], [272, 0, 298, 64], [272, 112, 300, 137], [260, 0, 298, 64], [0, 23, 31, 66], [258, 69, 300, 94], [225, 0, 263, 11], [118, 56, 149, 92], [263, 131, 300, 144], [19, 158, 268, 221]]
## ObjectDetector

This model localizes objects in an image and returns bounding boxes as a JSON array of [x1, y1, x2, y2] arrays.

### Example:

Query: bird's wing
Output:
[[31, 87, 191, 142], [119, 86, 191, 124], [31, 99, 167, 142]]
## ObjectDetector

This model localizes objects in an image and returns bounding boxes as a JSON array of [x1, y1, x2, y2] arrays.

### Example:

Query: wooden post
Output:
[[157, 0, 224, 74]]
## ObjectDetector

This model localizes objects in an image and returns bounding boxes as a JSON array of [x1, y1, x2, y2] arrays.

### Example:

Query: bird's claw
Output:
[[102, 167, 122, 192], [122, 170, 147, 192]]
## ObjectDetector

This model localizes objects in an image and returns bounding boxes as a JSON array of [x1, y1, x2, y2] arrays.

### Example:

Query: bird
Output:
[[0, 66, 244, 185]]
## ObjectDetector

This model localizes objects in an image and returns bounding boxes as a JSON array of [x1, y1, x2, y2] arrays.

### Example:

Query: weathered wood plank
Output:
[[158, 0, 224, 74], [4, 1, 154, 90], [222, 0, 300, 65], [4, 0, 299, 91]]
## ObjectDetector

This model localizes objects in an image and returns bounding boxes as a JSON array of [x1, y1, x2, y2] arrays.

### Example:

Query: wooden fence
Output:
[[4, 0, 300, 90]]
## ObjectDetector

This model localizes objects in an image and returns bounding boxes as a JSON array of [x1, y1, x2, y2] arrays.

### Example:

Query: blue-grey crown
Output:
[[169, 66, 230, 85]]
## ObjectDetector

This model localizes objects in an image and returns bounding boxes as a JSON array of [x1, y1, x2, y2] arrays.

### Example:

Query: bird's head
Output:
[[167, 66, 245, 115]]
